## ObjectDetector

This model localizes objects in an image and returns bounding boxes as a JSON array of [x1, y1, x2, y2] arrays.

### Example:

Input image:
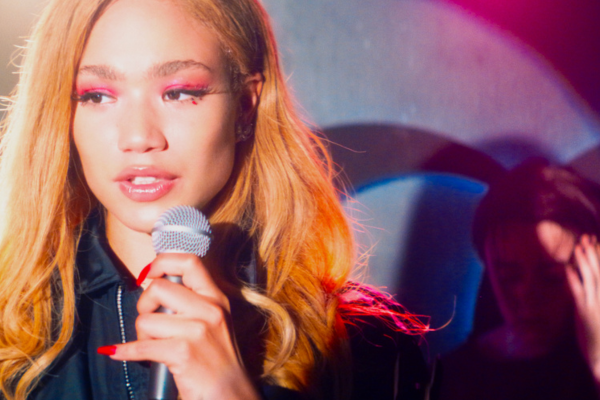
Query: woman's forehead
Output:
[[485, 221, 576, 266], [80, 0, 226, 76]]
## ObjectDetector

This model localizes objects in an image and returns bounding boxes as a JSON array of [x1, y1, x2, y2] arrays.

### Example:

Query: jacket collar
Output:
[[75, 210, 135, 294], [74, 209, 258, 294]]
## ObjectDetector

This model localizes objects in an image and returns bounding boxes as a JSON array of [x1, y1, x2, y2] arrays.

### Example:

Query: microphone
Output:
[[148, 205, 212, 400]]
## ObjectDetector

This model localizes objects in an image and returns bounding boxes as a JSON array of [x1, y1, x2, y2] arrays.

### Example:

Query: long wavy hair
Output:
[[0, 1, 427, 399]]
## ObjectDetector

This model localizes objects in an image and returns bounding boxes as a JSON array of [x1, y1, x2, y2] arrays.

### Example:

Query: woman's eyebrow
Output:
[[147, 60, 212, 78], [77, 60, 211, 80], [78, 65, 124, 80]]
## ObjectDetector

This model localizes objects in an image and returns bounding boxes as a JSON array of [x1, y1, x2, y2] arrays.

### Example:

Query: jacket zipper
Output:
[[117, 284, 136, 400]]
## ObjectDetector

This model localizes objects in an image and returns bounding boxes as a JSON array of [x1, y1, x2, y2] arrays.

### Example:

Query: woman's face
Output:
[[73, 0, 238, 234], [485, 220, 575, 346]]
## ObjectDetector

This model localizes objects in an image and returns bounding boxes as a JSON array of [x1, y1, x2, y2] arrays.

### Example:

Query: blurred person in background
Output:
[[440, 159, 600, 399]]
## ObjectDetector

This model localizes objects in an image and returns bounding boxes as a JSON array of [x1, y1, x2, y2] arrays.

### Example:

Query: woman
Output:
[[440, 160, 600, 400], [0, 0, 428, 399]]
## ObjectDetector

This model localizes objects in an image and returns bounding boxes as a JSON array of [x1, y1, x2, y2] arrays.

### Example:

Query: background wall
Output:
[[2, 0, 599, 166], [260, 0, 600, 169], [0, 0, 43, 102]]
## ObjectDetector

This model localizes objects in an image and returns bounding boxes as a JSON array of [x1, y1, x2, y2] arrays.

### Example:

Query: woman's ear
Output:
[[242, 72, 264, 113], [235, 72, 264, 143]]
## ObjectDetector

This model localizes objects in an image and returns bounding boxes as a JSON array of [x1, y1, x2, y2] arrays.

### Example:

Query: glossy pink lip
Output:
[[115, 167, 178, 202]]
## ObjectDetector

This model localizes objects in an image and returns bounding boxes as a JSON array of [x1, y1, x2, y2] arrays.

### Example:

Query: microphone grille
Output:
[[152, 205, 212, 257]]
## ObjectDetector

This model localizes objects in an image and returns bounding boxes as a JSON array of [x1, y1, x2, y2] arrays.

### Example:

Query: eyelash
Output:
[[72, 87, 212, 105], [162, 87, 211, 102], [73, 92, 113, 105]]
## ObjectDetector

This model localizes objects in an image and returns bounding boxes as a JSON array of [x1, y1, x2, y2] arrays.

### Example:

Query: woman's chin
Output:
[[106, 206, 165, 236]]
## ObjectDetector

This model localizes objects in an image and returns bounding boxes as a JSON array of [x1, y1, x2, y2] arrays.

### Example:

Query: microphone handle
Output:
[[148, 275, 182, 400]]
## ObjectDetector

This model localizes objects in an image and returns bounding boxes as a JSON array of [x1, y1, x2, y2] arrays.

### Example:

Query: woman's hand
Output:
[[568, 234, 600, 385], [103, 253, 261, 400]]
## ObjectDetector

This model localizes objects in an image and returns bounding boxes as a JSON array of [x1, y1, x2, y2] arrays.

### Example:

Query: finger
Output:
[[586, 235, 600, 283], [581, 236, 600, 279], [576, 243, 593, 284], [579, 236, 600, 296], [137, 277, 229, 316], [575, 243, 599, 307], [147, 253, 225, 301], [107, 339, 256, 400], [135, 313, 195, 341], [136, 301, 229, 340], [108, 337, 235, 374], [566, 262, 585, 308], [106, 338, 185, 366]]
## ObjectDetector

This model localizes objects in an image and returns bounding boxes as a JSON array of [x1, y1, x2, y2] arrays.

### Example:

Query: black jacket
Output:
[[30, 217, 428, 399]]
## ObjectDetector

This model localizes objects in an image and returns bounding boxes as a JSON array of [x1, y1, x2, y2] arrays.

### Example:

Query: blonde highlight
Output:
[[0, 0, 112, 398]]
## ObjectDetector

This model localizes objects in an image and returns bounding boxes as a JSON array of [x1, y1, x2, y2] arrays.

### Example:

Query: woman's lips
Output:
[[115, 167, 178, 202]]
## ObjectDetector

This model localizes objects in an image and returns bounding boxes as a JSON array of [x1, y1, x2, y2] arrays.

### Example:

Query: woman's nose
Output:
[[117, 100, 167, 153]]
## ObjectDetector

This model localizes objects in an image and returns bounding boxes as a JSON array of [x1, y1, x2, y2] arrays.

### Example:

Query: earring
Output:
[[236, 122, 254, 143]]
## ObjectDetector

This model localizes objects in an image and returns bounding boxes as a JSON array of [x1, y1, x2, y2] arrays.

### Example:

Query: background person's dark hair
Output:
[[472, 158, 600, 262]]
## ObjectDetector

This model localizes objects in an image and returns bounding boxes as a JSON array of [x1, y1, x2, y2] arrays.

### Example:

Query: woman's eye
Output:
[[163, 89, 208, 102], [76, 92, 113, 105]]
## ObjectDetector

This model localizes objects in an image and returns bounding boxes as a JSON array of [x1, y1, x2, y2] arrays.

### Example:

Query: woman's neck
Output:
[[105, 213, 156, 281]]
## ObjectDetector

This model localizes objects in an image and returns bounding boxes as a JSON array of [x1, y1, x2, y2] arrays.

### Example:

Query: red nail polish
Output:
[[97, 345, 117, 356], [136, 263, 152, 287]]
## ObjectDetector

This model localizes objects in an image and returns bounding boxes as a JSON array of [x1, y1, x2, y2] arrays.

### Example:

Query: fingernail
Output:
[[136, 263, 152, 287], [97, 345, 117, 356]]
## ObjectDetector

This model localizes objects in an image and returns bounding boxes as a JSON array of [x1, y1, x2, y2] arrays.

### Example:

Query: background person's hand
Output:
[[568, 234, 600, 386]]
